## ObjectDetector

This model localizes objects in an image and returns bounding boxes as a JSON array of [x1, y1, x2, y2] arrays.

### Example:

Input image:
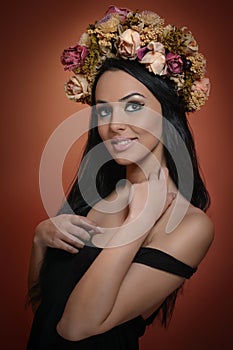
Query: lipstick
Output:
[[111, 137, 137, 152]]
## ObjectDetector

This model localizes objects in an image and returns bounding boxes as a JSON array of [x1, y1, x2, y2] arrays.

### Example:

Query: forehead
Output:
[[95, 70, 155, 102]]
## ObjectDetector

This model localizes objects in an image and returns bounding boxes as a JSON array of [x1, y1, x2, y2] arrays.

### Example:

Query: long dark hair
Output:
[[28, 58, 210, 327], [66, 58, 210, 215]]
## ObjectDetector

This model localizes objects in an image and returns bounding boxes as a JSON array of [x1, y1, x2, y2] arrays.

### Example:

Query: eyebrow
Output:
[[96, 93, 146, 104]]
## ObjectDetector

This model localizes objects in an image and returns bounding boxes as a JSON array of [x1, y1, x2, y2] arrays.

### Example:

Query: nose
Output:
[[109, 105, 127, 132]]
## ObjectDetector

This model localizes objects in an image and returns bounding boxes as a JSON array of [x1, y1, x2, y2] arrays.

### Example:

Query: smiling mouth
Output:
[[110, 138, 137, 151]]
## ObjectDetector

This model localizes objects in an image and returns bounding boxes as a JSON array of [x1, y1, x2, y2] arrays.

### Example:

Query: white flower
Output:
[[118, 29, 141, 59], [139, 41, 166, 75], [79, 32, 91, 47], [65, 75, 89, 101], [140, 11, 163, 26]]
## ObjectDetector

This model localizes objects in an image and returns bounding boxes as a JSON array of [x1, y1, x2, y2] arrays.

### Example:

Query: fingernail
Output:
[[72, 249, 79, 254], [96, 226, 105, 233], [170, 192, 177, 199]]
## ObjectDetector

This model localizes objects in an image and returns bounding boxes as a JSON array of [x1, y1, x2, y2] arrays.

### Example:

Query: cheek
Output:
[[132, 111, 163, 139], [145, 115, 162, 139], [97, 124, 107, 140], [133, 116, 162, 144], [141, 132, 160, 149]]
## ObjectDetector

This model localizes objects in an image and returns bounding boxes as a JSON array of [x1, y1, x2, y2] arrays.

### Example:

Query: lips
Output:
[[111, 137, 137, 152]]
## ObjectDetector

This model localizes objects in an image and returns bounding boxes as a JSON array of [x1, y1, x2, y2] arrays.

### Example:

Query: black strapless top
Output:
[[26, 245, 196, 350]]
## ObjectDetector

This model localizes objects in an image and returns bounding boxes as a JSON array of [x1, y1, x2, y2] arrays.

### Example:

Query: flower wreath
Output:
[[61, 5, 210, 112]]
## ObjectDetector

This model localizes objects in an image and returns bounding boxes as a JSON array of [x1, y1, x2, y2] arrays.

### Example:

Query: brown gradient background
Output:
[[1, 0, 232, 349]]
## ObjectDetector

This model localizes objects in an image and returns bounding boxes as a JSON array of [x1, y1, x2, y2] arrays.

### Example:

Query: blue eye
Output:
[[125, 102, 144, 113], [96, 105, 112, 118]]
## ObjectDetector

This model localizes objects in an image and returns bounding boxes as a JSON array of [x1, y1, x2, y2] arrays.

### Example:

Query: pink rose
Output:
[[105, 5, 131, 18], [118, 29, 141, 59], [166, 52, 183, 74], [97, 6, 131, 27], [61, 45, 89, 71], [191, 78, 210, 96], [139, 42, 166, 75]]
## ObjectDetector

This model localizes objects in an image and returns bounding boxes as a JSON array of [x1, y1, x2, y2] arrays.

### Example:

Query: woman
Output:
[[27, 6, 214, 349]]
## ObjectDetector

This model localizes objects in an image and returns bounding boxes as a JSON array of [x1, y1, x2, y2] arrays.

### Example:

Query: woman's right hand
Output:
[[127, 167, 172, 224], [34, 214, 102, 254]]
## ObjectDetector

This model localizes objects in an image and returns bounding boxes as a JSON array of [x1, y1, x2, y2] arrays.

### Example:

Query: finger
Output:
[[72, 216, 103, 233], [165, 192, 176, 208], [148, 171, 166, 191], [68, 225, 91, 241], [60, 231, 85, 247], [46, 235, 81, 252], [159, 192, 177, 217], [58, 240, 80, 254], [128, 184, 134, 203], [158, 166, 168, 181], [79, 217, 97, 226], [148, 170, 168, 211]]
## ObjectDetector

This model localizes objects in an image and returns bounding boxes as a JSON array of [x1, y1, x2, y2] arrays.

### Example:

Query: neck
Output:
[[125, 142, 165, 184]]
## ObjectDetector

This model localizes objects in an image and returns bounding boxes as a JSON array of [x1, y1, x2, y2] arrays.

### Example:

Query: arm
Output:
[[57, 175, 214, 341]]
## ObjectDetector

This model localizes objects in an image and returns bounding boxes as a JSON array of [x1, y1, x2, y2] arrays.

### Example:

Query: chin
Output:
[[113, 157, 134, 166]]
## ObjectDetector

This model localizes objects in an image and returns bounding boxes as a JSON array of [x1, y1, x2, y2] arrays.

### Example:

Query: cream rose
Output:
[[79, 32, 91, 48], [65, 75, 89, 101], [118, 29, 141, 59], [139, 41, 166, 75], [182, 28, 198, 55], [95, 14, 120, 33], [140, 10, 163, 26]]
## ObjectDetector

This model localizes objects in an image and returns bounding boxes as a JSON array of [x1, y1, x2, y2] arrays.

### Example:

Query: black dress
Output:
[[26, 245, 196, 350]]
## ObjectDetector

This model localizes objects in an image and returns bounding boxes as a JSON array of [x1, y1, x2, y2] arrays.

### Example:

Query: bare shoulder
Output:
[[179, 207, 214, 245], [149, 206, 214, 268]]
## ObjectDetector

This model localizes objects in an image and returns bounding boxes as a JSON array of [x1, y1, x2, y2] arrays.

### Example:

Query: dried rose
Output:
[[137, 46, 149, 60], [131, 21, 144, 33], [64, 75, 89, 101], [140, 10, 163, 26], [170, 74, 185, 90], [61, 45, 89, 71], [105, 5, 131, 18], [182, 28, 198, 55], [95, 14, 120, 33], [79, 33, 91, 48], [163, 24, 173, 36], [139, 41, 166, 75], [96, 5, 131, 31], [166, 52, 183, 74], [118, 29, 141, 59], [191, 77, 210, 96]]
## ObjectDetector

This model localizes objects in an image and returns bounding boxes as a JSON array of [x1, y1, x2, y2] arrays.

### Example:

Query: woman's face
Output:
[[95, 69, 163, 166]]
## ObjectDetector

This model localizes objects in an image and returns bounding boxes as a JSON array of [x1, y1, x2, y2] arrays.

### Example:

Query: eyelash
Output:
[[96, 101, 144, 118], [125, 101, 144, 112], [96, 106, 112, 118]]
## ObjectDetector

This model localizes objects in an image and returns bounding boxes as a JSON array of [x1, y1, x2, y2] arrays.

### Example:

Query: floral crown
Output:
[[61, 5, 210, 112]]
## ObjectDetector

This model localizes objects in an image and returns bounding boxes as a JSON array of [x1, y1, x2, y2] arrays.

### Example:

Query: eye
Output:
[[125, 101, 144, 113], [96, 104, 112, 118]]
